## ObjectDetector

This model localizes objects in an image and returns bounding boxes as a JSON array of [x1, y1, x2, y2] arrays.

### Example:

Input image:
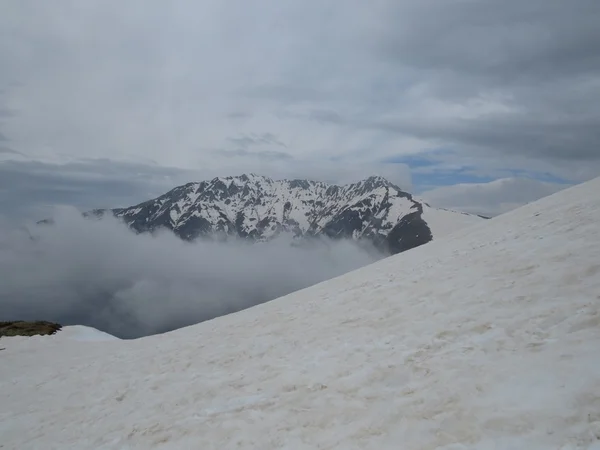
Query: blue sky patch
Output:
[[381, 149, 573, 193]]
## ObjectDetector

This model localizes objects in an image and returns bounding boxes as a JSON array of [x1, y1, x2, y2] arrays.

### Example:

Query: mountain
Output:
[[3, 177, 599, 449], [86, 174, 485, 254]]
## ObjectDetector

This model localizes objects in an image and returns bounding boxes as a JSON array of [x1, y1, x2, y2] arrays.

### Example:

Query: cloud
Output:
[[380, 1, 600, 82], [0, 207, 382, 339], [0, 159, 199, 225], [372, 0, 600, 165], [420, 177, 569, 217], [0, 146, 21, 155], [227, 132, 287, 149], [218, 148, 293, 161], [1, 0, 598, 184], [226, 111, 252, 120]]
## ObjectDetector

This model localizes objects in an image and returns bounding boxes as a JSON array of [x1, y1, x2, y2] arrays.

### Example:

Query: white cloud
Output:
[[421, 177, 569, 217], [1, 0, 599, 183], [1, 0, 418, 169], [0, 206, 382, 338]]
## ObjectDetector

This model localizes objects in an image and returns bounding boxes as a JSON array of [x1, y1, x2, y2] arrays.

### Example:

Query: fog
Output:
[[0, 207, 384, 338]]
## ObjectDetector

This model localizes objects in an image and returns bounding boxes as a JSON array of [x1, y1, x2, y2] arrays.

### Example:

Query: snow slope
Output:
[[419, 202, 485, 239], [57, 326, 120, 342], [2, 177, 600, 449]]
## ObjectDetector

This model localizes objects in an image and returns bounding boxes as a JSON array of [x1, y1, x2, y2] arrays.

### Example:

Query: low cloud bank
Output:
[[0, 207, 383, 338], [421, 177, 569, 217]]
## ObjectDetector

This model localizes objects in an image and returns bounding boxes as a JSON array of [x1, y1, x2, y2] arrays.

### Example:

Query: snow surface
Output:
[[420, 202, 485, 240], [2, 177, 600, 449], [57, 325, 120, 342]]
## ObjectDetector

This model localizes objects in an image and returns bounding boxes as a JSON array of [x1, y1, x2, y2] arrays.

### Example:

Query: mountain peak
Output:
[[208, 173, 399, 191], [84, 173, 484, 254]]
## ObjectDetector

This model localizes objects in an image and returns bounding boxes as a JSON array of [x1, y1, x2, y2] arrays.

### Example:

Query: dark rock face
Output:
[[386, 210, 433, 254], [41, 174, 481, 255], [0, 321, 62, 337]]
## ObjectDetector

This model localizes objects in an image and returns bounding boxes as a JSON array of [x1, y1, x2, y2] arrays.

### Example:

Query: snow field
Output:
[[1, 177, 599, 449]]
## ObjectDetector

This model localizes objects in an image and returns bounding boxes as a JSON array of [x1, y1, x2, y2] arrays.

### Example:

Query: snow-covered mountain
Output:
[[86, 174, 484, 254], [2, 177, 599, 449]]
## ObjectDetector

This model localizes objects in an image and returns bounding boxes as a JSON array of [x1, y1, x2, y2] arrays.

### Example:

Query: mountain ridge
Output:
[[48, 173, 486, 254]]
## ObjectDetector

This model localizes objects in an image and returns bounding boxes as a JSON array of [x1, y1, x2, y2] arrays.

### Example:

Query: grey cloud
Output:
[[0, 109, 14, 119], [0, 91, 14, 151], [305, 94, 600, 170], [308, 109, 345, 125], [250, 1, 600, 173], [240, 84, 327, 104], [226, 111, 251, 119], [2, 0, 598, 186], [0, 146, 21, 155], [227, 137, 256, 148], [0, 159, 197, 225], [227, 132, 287, 149], [218, 148, 292, 161], [376, 0, 600, 164], [374, 116, 600, 162], [0, 209, 381, 338], [381, 0, 600, 83]]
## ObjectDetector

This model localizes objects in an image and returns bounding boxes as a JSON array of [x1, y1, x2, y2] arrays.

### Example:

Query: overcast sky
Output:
[[1, 0, 599, 222]]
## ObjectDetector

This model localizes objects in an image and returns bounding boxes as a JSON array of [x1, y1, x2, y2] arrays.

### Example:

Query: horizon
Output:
[[7, 171, 569, 229]]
